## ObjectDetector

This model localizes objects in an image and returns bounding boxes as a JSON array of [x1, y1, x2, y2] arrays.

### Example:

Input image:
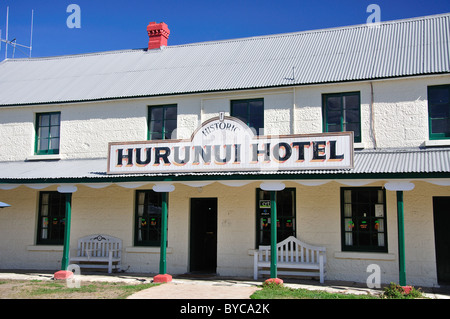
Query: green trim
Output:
[[134, 190, 165, 247], [270, 191, 277, 279], [255, 188, 296, 248], [427, 84, 450, 140], [397, 191, 406, 286], [340, 187, 388, 253], [322, 91, 361, 143], [230, 98, 264, 135], [159, 192, 168, 274], [36, 191, 67, 246], [61, 193, 72, 270], [2, 172, 449, 186], [35, 112, 61, 155], [148, 104, 177, 140]]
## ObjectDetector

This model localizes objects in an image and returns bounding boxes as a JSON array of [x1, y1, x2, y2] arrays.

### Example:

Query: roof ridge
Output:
[[2, 48, 147, 62], [4, 12, 449, 61], [168, 12, 450, 49], [1, 12, 449, 106]]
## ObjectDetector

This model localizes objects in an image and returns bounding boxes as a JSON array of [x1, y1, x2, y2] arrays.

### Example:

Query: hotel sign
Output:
[[107, 116, 354, 174]]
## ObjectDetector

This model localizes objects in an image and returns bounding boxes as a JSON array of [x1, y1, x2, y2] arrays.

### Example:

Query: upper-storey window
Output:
[[322, 92, 361, 143], [148, 104, 177, 140], [35, 112, 61, 155], [428, 85, 450, 140], [231, 98, 264, 135]]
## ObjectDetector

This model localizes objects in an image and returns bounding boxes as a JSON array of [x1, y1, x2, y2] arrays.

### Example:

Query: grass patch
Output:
[[27, 281, 98, 297], [251, 283, 380, 299], [0, 279, 159, 299], [251, 281, 430, 299]]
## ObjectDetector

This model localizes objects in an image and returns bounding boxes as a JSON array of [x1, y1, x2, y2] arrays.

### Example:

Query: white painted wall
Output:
[[0, 180, 447, 286], [294, 75, 450, 149], [0, 75, 450, 287], [1, 75, 449, 162]]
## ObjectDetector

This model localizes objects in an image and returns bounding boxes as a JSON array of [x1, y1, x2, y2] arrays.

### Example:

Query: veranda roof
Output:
[[0, 147, 449, 185]]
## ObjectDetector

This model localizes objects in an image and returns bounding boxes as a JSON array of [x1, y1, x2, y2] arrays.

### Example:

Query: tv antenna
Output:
[[0, 6, 34, 60]]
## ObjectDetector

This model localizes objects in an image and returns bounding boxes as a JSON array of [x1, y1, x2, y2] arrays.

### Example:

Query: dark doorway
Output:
[[190, 198, 217, 273], [433, 197, 450, 285]]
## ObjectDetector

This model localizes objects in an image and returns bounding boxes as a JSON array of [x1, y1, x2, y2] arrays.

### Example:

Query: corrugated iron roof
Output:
[[0, 148, 449, 183], [0, 13, 449, 106]]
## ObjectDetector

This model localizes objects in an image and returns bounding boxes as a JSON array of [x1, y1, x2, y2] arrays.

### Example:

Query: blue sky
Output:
[[0, 0, 449, 59]]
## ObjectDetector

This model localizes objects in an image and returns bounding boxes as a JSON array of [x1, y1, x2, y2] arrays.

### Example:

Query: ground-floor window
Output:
[[135, 190, 165, 246], [37, 192, 67, 245], [341, 187, 387, 252], [256, 188, 296, 246]]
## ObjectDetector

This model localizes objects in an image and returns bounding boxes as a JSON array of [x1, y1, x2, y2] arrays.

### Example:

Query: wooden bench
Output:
[[70, 234, 122, 273], [254, 236, 326, 283]]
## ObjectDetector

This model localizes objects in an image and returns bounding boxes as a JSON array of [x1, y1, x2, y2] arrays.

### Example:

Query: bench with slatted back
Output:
[[254, 236, 326, 283], [70, 234, 122, 273]]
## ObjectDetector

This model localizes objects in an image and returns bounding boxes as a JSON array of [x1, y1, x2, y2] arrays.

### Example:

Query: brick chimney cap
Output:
[[147, 21, 170, 50], [147, 21, 170, 31]]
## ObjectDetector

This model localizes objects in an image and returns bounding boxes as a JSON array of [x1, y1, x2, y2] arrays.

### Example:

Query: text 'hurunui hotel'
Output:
[[0, 14, 449, 287]]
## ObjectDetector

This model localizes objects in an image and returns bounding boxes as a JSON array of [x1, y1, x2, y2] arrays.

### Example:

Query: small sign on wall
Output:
[[259, 200, 271, 209]]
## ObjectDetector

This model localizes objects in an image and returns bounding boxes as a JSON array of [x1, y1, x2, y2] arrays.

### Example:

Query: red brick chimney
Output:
[[147, 22, 170, 50]]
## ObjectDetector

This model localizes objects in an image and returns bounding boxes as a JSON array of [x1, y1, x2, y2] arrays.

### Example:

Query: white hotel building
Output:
[[0, 14, 449, 287]]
